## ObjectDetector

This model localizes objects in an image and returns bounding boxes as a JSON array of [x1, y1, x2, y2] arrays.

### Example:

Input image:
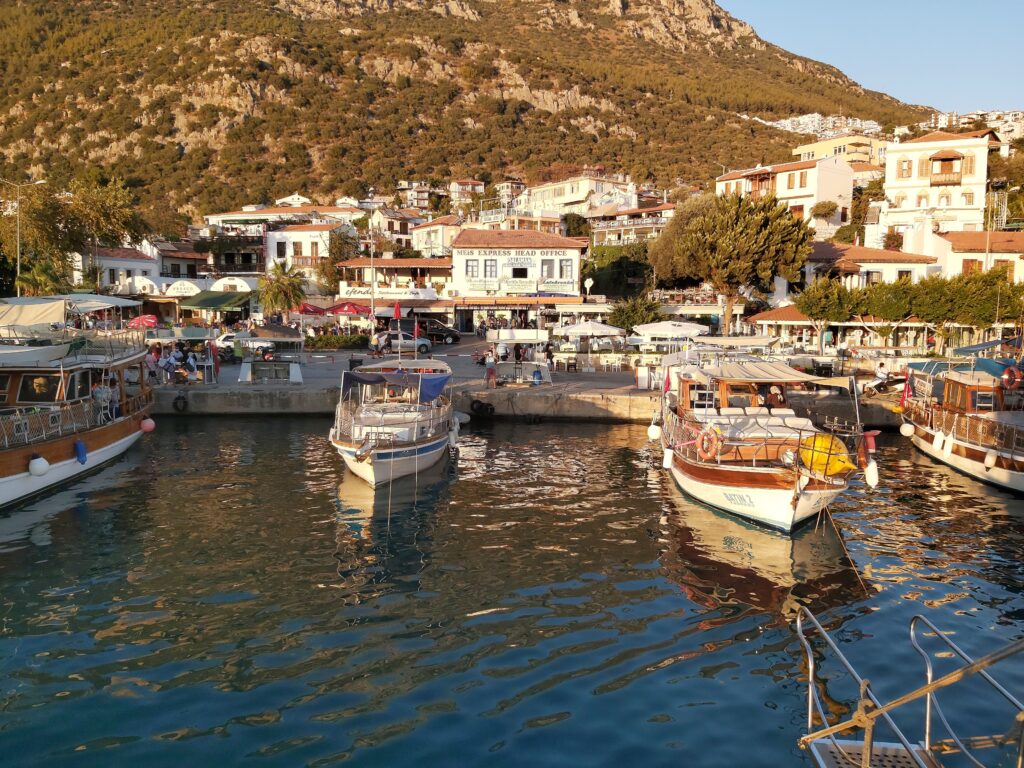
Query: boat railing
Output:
[[332, 399, 451, 443], [664, 410, 861, 478], [0, 389, 152, 449], [906, 399, 1024, 455], [796, 607, 1024, 768]]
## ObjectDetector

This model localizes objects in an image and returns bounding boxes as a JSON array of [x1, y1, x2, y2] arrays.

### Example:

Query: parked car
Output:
[[378, 331, 431, 355], [389, 318, 461, 344], [215, 333, 275, 361]]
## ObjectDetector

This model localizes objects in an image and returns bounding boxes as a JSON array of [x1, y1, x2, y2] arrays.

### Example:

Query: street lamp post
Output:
[[0, 177, 46, 297]]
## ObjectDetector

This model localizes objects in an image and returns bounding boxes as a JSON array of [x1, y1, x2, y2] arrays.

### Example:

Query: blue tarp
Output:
[[908, 358, 1015, 378], [341, 371, 451, 403], [952, 336, 1022, 355]]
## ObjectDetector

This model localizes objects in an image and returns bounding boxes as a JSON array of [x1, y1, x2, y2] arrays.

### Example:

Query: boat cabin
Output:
[[940, 370, 1003, 414]]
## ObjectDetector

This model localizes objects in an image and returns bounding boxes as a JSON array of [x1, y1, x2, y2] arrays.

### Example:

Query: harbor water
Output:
[[1, 418, 1023, 766]]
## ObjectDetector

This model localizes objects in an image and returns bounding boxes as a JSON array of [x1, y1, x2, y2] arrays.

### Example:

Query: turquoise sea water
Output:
[[0, 418, 1022, 766]]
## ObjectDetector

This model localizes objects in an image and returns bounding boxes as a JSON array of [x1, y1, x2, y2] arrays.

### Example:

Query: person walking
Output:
[[485, 348, 497, 389]]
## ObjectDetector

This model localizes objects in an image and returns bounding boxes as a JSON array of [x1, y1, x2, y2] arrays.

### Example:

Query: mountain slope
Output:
[[0, 0, 926, 223]]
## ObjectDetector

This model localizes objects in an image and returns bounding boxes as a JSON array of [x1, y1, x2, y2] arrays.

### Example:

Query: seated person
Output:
[[765, 386, 786, 408]]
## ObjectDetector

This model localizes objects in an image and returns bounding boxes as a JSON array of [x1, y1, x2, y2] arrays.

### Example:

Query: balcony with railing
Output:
[[198, 260, 265, 275], [591, 215, 670, 231], [930, 171, 962, 186]]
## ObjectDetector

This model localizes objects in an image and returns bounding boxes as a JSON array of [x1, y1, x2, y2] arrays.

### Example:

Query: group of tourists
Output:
[[144, 342, 213, 384]]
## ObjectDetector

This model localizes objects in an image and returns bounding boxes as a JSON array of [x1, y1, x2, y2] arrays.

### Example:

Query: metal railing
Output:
[[797, 607, 1024, 768], [905, 399, 1024, 455], [333, 398, 451, 445], [0, 389, 152, 449]]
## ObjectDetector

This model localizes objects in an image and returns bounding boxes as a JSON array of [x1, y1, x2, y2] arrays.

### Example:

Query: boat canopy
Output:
[[0, 294, 142, 322], [342, 370, 451, 402], [909, 358, 1016, 379], [953, 337, 1022, 355], [357, 359, 452, 373], [0, 301, 66, 327], [945, 370, 1001, 387], [699, 361, 821, 384]]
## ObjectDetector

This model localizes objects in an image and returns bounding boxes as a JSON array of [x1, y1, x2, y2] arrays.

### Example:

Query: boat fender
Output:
[[864, 459, 879, 489], [470, 399, 484, 415], [696, 427, 721, 462], [932, 431, 945, 450], [449, 425, 459, 447], [1003, 365, 1022, 390], [74, 439, 87, 465], [662, 448, 674, 470], [28, 454, 50, 477], [899, 422, 915, 438], [942, 434, 954, 458], [984, 449, 998, 470], [140, 417, 156, 433], [864, 430, 880, 453], [172, 393, 188, 413], [647, 423, 663, 441]]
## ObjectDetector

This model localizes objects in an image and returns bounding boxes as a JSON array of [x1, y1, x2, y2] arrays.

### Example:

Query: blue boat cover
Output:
[[342, 371, 451, 403], [908, 358, 1016, 377], [952, 336, 1022, 355]]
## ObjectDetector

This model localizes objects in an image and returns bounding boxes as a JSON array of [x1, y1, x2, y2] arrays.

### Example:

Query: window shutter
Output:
[[963, 154, 975, 175], [918, 158, 930, 177]]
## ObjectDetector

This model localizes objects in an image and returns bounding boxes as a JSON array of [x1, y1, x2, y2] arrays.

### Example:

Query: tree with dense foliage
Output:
[[314, 232, 362, 294], [794, 278, 852, 354], [882, 231, 904, 251], [832, 179, 884, 245], [909, 275, 959, 353], [607, 294, 665, 333], [863, 279, 912, 346], [562, 213, 590, 237], [15, 259, 72, 297], [258, 262, 306, 317], [674, 194, 812, 332], [647, 194, 716, 286], [810, 201, 838, 219], [69, 176, 146, 274], [583, 242, 650, 298]]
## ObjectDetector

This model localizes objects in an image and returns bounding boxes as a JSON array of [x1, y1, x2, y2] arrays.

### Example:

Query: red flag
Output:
[[413, 319, 418, 340], [664, 368, 671, 393], [393, 302, 402, 320]]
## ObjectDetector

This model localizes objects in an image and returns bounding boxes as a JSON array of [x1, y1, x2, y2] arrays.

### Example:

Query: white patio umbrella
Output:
[[633, 321, 709, 339], [555, 320, 626, 337]]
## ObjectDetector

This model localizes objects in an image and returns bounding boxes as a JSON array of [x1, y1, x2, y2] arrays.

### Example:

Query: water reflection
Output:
[[0, 423, 1022, 767]]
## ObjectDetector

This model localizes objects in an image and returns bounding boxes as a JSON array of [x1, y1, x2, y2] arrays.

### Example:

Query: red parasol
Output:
[[127, 314, 158, 329], [294, 302, 326, 315], [326, 301, 372, 316]]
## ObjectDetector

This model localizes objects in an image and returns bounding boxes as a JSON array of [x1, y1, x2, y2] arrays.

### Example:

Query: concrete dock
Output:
[[150, 339, 901, 428]]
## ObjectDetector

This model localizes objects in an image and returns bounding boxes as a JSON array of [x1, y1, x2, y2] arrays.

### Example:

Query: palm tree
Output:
[[15, 259, 71, 297], [258, 262, 306, 317]]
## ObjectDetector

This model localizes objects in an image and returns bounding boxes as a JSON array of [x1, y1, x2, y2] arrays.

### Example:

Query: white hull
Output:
[[334, 433, 451, 487], [0, 429, 144, 508], [667, 462, 842, 532], [909, 426, 1024, 492], [0, 343, 72, 365]]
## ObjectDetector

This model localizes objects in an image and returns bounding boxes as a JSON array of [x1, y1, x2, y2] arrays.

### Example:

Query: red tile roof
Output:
[[209, 205, 360, 218], [452, 179, 483, 186], [452, 229, 587, 250], [850, 162, 884, 173], [341, 258, 452, 268], [94, 246, 155, 262], [940, 231, 1024, 254], [809, 242, 936, 265], [903, 129, 1001, 145], [717, 159, 818, 182], [746, 305, 809, 324], [411, 215, 463, 230]]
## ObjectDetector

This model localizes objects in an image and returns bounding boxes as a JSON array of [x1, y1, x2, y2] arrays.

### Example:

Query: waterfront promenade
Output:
[[150, 338, 900, 427]]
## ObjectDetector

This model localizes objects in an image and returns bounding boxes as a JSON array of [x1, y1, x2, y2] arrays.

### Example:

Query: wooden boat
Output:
[[655, 361, 873, 532], [329, 359, 457, 487], [900, 359, 1024, 491], [0, 330, 154, 508]]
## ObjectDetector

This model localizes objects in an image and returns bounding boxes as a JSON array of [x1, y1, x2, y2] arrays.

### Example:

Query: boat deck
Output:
[[808, 740, 939, 768]]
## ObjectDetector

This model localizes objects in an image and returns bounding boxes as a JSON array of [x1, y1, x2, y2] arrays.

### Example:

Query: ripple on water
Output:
[[0, 423, 1022, 767]]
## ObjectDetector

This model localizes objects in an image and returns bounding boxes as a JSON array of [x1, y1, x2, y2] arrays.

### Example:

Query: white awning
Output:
[[633, 321, 709, 339], [0, 300, 66, 327], [703, 361, 822, 383], [552, 320, 626, 337]]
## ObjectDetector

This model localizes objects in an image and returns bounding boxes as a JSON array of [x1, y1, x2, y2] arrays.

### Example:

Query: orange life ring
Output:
[[1002, 366, 1021, 390], [696, 427, 721, 461]]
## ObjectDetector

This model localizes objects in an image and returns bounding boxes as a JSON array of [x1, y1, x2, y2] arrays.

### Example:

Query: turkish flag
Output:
[[393, 302, 402, 320]]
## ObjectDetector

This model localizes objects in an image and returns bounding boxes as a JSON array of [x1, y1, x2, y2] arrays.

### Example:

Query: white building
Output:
[[715, 156, 854, 233], [73, 246, 158, 295], [411, 215, 464, 257], [202, 202, 365, 237], [368, 207, 427, 251], [495, 180, 526, 207], [518, 171, 636, 216], [396, 180, 440, 211], [449, 229, 584, 299], [804, 242, 936, 288], [449, 179, 485, 208], [903, 226, 1024, 282], [864, 129, 1005, 249], [587, 203, 676, 247], [265, 222, 357, 288]]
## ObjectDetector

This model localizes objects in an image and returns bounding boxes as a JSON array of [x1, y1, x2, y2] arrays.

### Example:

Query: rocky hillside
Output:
[[0, 0, 925, 225]]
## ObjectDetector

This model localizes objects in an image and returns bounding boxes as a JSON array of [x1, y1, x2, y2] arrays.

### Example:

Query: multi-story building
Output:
[[202, 202, 364, 236], [73, 246, 158, 294], [336, 255, 452, 307], [715, 156, 854, 232], [466, 207, 562, 235], [449, 179, 485, 208], [518, 171, 636, 216], [587, 203, 676, 247], [368, 207, 427, 250], [902, 226, 1024, 282], [495, 180, 526, 207], [804, 242, 937, 288], [265, 222, 358, 290], [396, 180, 444, 211], [411, 215, 464, 257], [792, 135, 888, 165], [864, 129, 1006, 248], [850, 162, 885, 189]]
